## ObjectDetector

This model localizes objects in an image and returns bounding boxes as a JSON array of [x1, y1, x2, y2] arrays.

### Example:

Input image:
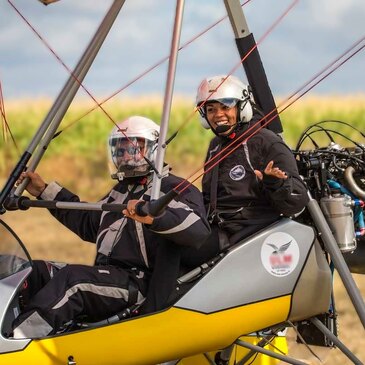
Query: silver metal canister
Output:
[[320, 195, 357, 252]]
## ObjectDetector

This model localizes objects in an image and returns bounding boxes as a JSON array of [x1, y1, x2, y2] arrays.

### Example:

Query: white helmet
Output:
[[108, 116, 159, 181], [196, 75, 254, 129]]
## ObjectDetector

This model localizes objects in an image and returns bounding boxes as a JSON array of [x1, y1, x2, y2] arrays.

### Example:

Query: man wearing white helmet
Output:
[[12, 116, 210, 338], [191, 74, 308, 255]]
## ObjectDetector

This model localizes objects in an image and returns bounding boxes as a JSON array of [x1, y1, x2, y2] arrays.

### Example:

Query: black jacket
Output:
[[40, 172, 210, 311], [202, 118, 309, 228]]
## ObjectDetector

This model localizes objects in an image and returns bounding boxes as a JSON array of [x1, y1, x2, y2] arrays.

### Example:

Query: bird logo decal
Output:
[[267, 241, 292, 254], [261, 233, 299, 277], [267, 240, 293, 270]]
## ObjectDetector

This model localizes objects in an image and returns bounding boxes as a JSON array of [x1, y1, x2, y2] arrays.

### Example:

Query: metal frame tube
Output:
[[151, 0, 185, 200], [307, 193, 365, 328], [18, 198, 126, 212], [310, 317, 363, 364], [235, 339, 307, 365], [14, 0, 126, 196], [223, 0, 283, 134], [236, 335, 277, 365]]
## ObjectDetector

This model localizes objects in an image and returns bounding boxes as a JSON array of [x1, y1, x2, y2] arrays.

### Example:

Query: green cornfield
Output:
[[1, 95, 364, 199]]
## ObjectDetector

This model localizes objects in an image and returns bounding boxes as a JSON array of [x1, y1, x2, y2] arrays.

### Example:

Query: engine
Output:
[[294, 120, 365, 272]]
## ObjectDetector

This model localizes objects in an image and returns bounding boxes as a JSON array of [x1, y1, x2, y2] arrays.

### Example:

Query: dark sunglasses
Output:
[[114, 146, 141, 157]]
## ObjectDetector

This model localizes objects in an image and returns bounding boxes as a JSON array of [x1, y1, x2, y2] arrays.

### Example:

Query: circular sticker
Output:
[[261, 232, 300, 277], [229, 165, 246, 181]]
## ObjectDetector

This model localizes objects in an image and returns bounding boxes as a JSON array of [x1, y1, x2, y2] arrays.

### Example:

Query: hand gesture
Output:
[[254, 160, 288, 181]]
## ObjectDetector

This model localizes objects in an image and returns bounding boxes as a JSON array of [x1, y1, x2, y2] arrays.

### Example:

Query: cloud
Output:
[[0, 0, 364, 100], [307, 0, 361, 28]]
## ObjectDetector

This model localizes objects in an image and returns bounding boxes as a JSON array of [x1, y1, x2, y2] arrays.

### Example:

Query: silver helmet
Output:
[[196, 75, 254, 129], [108, 116, 159, 181]]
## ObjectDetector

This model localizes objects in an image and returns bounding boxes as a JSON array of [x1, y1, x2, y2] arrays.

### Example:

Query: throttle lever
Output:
[[135, 201, 149, 217], [134, 190, 179, 217]]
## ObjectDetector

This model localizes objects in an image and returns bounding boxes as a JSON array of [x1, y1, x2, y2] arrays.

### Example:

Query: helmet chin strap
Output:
[[213, 116, 246, 137], [215, 124, 233, 134]]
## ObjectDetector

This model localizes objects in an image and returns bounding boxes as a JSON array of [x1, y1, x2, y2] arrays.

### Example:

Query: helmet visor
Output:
[[215, 98, 239, 108], [201, 98, 239, 110], [108, 137, 155, 179]]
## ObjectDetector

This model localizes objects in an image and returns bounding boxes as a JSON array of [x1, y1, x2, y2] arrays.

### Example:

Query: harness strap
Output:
[[127, 278, 139, 306], [209, 144, 221, 213], [217, 228, 230, 251]]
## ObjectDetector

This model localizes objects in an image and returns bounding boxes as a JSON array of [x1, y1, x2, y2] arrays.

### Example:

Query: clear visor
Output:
[[108, 137, 155, 179], [199, 98, 239, 110], [214, 98, 239, 108]]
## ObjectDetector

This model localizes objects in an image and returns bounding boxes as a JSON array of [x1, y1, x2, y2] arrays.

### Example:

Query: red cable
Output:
[[0, 78, 19, 151], [7, 1, 363, 199], [7, 1, 115, 123], [174, 0, 300, 192], [6, 1, 148, 149], [175, 35, 365, 194], [159, 0, 299, 145], [57, 0, 252, 132], [6, 0, 299, 189], [201, 36, 365, 181], [4, 0, 251, 161]]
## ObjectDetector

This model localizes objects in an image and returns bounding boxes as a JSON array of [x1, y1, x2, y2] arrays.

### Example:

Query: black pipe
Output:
[[0, 151, 31, 214], [1, 0, 126, 214], [10, 190, 179, 217], [136, 189, 179, 217], [236, 34, 283, 134]]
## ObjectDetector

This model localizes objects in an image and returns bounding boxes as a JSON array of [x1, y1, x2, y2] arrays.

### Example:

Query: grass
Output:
[[1, 96, 364, 365], [1, 94, 364, 198], [0, 95, 365, 364], [280, 95, 365, 150]]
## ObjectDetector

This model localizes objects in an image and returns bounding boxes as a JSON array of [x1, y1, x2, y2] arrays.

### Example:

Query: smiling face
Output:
[[114, 138, 145, 167], [205, 101, 238, 136]]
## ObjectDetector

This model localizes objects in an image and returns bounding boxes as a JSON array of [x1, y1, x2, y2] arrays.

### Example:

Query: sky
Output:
[[0, 0, 364, 102]]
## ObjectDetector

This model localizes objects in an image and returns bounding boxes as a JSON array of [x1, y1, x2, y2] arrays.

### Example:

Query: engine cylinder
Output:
[[320, 195, 357, 252]]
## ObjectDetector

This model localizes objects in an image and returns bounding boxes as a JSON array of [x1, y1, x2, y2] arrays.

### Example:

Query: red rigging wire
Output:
[[6, 0, 306, 195], [0, 78, 19, 151], [181, 0, 299, 135], [199, 35, 365, 178], [7, 0, 283, 162], [5, 0, 252, 157], [5, 1, 364, 197], [47, 0, 253, 133], [7, 1, 114, 124], [0, 80, 6, 141], [6, 0, 250, 131], [8, 0, 135, 138], [174, 35, 365, 194], [4, 0, 259, 164], [7, 0, 144, 153]]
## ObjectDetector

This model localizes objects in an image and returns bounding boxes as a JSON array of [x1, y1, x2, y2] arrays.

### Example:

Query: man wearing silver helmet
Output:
[[186, 75, 308, 260], [12, 116, 210, 338]]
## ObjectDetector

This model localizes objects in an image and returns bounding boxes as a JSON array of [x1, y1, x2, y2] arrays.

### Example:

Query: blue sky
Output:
[[0, 0, 364, 101]]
